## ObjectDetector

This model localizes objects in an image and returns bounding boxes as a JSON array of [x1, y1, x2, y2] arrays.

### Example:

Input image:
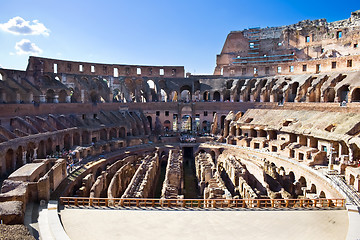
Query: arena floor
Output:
[[60, 207, 348, 240]]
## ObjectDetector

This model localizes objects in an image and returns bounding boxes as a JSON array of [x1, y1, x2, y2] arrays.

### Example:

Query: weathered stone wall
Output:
[[195, 152, 230, 199], [161, 149, 183, 199], [122, 153, 159, 198], [107, 163, 137, 198]]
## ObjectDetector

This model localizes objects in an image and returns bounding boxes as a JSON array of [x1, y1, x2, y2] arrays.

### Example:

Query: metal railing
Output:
[[60, 197, 345, 209]]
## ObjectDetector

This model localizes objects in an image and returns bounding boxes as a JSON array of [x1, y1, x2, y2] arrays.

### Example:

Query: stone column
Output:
[[29, 93, 33, 103], [33, 148, 38, 160], [22, 151, 27, 165], [16, 93, 21, 103], [81, 90, 85, 103]]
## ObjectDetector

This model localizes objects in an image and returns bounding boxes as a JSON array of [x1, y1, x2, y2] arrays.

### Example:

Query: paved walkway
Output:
[[60, 207, 349, 240]]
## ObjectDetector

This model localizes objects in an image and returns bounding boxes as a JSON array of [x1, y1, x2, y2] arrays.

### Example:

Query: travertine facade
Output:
[[0, 10, 360, 230]]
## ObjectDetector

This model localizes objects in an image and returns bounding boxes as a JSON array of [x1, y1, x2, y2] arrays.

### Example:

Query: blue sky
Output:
[[0, 0, 359, 74]]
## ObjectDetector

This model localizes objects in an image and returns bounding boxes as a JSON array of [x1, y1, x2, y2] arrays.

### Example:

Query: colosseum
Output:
[[0, 10, 360, 240]]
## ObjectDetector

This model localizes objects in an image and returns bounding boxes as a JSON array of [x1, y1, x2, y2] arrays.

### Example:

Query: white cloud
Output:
[[15, 39, 43, 55], [0, 16, 50, 36]]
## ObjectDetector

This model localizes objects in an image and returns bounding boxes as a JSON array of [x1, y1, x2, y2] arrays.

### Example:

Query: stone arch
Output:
[[37, 140, 46, 158], [180, 85, 192, 102], [73, 132, 81, 146], [147, 80, 158, 101], [58, 89, 68, 103], [46, 138, 53, 155], [223, 91, 231, 101], [26, 142, 36, 163], [160, 89, 168, 102], [288, 82, 299, 102], [119, 127, 126, 138], [310, 184, 317, 194], [90, 91, 99, 104], [82, 131, 90, 145], [213, 91, 221, 101], [46, 89, 56, 103], [147, 116, 152, 131], [5, 149, 14, 175], [350, 88, 360, 102], [64, 134, 71, 150], [100, 129, 107, 141], [15, 146, 23, 169], [289, 171, 295, 183], [319, 191, 326, 198], [337, 85, 350, 102], [109, 128, 117, 139], [299, 176, 307, 187], [220, 115, 226, 130], [324, 88, 335, 102]]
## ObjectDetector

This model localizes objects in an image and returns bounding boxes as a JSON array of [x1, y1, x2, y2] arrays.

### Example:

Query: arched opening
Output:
[[220, 115, 226, 130], [109, 128, 117, 139], [180, 85, 192, 102], [230, 126, 236, 136], [351, 88, 360, 102], [73, 132, 80, 146], [82, 131, 90, 145], [210, 150, 216, 164], [319, 191, 326, 198], [46, 138, 53, 155], [0, 73, 3, 81], [90, 91, 99, 104], [147, 116, 152, 131], [289, 171, 295, 183], [37, 140, 46, 158], [58, 90, 67, 103], [15, 146, 23, 169], [100, 129, 107, 141], [147, 80, 158, 101], [64, 134, 71, 150], [223, 91, 231, 101], [26, 142, 35, 163], [160, 89, 167, 102], [203, 91, 210, 101], [338, 85, 350, 102], [299, 176, 307, 187], [324, 88, 335, 102], [46, 89, 56, 103], [288, 82, 299, 102], [113, 89, 121, 102], [119, 127, 126, 138], [164, 120, 171, 132], [5, 149, 14, 174], [181, 115, 192, 132], [310, 184, 317, 194], [213, 91, 220, 101]]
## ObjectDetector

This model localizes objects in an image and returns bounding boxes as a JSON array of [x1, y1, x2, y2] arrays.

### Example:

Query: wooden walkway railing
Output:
[[60, 197, 345, 209]]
